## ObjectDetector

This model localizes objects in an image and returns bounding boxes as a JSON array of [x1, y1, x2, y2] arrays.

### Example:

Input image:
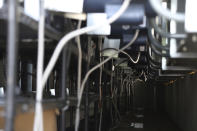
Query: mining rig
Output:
[[0, 0, 197, 131]]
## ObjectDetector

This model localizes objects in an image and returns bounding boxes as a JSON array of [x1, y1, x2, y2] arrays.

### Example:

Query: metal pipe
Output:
[[61, 47, 67, 100], [60, 44, 71, 131], [94, 100, 98, 131], [85, 84, 89, 131], [60, 47, 67, 131], [5, 0, 18, 130], [27, 62, 33, 92]]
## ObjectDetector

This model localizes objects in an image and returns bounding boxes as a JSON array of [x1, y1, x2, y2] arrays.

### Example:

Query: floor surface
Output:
[[111, 111, 181, 131]]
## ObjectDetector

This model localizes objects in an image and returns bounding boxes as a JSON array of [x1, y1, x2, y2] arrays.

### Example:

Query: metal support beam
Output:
[[60, 47, 67, 131], [84, 37, 91, 131], [5, 0, 18, 130]]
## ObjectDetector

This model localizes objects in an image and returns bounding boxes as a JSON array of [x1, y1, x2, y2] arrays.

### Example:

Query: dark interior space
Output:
[[1, 0, 197, 131]]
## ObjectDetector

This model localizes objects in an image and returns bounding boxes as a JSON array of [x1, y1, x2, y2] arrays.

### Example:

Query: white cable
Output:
[[75, 30, 139, 131], [74, 1, 133, 130], [76, 21, 82, 100], [42, 0, 131, 88], [33, 0, 131, 131], [149, 0, 185, 22], [74, 20, 82, 131], [102, 48, 141, 64], [33, 0, 131, 130], [120, 50, 141, 64], [79, 30, 139, 102], [34, 0, 45, 131]]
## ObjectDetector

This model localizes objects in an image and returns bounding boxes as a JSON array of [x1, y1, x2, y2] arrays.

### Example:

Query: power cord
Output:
[[76, 29, 140, 131], [101, 48, 141, 64]]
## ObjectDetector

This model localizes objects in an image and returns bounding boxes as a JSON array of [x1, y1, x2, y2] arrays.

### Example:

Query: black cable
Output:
[[149, 19, 187, 39], [146, 52, 161, 69], [147, 28, 169, 51], [147, 46, 162, 63], [147, 53, 161, 66], [149, 61, 161, 69], [147, 55, 161, 69], [148, 65, 159, 73], [147, 29, 170, 58], [147, 41, 170, 57], [149, 66, 159, 72]]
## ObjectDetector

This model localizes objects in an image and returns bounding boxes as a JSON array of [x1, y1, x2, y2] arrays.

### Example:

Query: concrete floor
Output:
[[111, 111, 181, 131]]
